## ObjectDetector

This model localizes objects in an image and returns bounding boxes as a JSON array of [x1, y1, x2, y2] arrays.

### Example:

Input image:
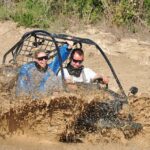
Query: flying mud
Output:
[[0, 91, 147, 144], [0, 65, 150, 144]]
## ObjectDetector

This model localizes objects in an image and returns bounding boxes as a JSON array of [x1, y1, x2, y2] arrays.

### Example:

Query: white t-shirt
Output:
[[58, 68, 97, 83]]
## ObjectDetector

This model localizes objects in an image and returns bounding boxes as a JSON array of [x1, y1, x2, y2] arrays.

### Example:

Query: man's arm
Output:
[[48, 44, 71, 74], [84, 68, 109, 84]]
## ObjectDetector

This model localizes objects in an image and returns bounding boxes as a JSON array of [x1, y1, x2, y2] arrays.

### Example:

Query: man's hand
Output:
[[102, 76, 109, 84], [67, 41, 74, 49], [92, 75, 109, 85], [66, 38, 74, 50]]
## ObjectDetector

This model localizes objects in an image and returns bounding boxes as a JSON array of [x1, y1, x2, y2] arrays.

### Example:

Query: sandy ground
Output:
[[0, 21, 150, 149]]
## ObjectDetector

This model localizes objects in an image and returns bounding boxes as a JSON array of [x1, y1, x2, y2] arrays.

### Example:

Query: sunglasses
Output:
[[37, 56, 48, 61], [72, 58, 83, 64]]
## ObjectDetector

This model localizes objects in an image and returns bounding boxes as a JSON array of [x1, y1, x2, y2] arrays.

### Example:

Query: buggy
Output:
[[2, 30, 137, 102], [0, 30, 142, 141]]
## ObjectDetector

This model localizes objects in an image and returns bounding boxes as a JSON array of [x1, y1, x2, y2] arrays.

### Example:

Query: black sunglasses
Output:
[[72, 58, 83, 64], [37, 56, 48, 61]]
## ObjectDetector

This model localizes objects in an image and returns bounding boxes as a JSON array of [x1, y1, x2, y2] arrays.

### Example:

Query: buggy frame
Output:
[[2, 30, 127, 100]]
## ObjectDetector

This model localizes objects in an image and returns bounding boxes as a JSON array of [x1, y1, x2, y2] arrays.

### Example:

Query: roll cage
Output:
[[2, 30, 127, 100]]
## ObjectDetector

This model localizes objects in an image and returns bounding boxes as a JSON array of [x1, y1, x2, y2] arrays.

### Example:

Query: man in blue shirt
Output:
[[16, 44, 71, 97]]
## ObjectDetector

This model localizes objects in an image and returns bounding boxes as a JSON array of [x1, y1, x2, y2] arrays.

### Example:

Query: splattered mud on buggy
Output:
[[0, 65, 18, 93]]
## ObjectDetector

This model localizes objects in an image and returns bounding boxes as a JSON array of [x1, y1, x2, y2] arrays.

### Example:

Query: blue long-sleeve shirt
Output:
[[16, 44, 70, 96]]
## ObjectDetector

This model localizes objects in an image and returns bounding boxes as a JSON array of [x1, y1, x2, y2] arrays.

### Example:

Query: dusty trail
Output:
[[0, 21, 150, 149]]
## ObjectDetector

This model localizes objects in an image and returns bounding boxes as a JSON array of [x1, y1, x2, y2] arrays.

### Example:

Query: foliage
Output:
[[113, 0, 135, 26], [0, 0, 149, 30], [144, 0, 150, 25]]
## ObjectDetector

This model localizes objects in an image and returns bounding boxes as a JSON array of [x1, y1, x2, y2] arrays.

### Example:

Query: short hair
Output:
[[33, 48, 46, 59], [70, 48, 84, 59]]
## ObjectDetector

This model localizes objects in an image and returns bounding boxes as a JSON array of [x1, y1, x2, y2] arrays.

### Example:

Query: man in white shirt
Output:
[[58, 48, 109, 84]]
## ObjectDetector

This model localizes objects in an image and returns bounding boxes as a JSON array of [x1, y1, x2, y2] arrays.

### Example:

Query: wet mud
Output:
[[0, 65, 149, 150], [0, 88, 148, 143]]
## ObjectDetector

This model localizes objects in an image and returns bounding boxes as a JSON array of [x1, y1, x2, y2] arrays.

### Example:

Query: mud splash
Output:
[[0, 91, 145, 144], [0, 65, 149, 145]]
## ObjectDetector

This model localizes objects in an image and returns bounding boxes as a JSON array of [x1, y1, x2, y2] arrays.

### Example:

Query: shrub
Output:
[[144, 0, 150, 25], [0, 0, 149, 30]]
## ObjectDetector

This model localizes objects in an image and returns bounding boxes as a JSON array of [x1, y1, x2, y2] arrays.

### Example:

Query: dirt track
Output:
[[0, 21, 150, 149]]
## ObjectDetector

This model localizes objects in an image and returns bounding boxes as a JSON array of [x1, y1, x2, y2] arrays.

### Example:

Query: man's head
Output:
[[34, 49, 48, 68], [70, 48, 84, 68]]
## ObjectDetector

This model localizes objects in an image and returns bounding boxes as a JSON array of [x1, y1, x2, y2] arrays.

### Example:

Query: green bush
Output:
[[0, 6, 9, 20], [11, 0, 51, 28], [0, 0, 150, 30], [112, 0, 135, 26], [144, 0, 150, 25], [10, 0, 104, 27]]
